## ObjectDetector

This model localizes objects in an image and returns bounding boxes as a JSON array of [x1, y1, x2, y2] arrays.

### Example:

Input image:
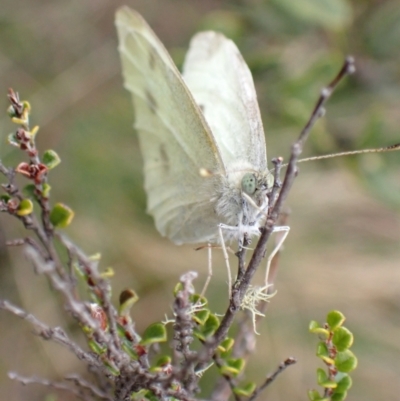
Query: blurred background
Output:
[[0, 0, 399, 400]]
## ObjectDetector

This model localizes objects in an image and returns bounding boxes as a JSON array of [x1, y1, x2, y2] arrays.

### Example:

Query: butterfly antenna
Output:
[[278, 142, 400, 168]]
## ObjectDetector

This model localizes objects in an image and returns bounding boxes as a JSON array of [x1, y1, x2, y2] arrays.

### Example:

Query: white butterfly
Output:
[[116, 7, 273, 245]]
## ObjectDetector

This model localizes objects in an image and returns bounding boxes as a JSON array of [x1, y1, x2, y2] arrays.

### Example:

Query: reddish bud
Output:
[[7, 198, 19, 213], [89, 304, 108, 331], [15, 162, 48, 184], [134, 344, 147, 357]]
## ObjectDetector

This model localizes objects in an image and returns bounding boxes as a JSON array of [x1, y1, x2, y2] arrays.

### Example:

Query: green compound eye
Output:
[[241, 173, 257, 195]]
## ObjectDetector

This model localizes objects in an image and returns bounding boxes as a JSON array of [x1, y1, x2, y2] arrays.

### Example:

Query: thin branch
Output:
[[0, 299, 101, 367], [248, 357, 297, 401], [65, 374, 114, 400], [55, 234, 123, 359], [8, 372, 95, 401]]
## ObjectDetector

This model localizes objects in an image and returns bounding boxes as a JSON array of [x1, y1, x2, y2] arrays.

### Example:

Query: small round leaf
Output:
[[332, 327, 353, 351], [16, 199, 33, 216], [193, 309, 210, 325], [218, 337, 235, 353], [335, 350, 358, 373], [309, 320, 330, 337], [331, 391, 348, 401], [233, 381, 256, 396], [118, 289, 139, 316], [140, 323, 167, 346], [327, 310, 345, 330], [335, 375, 352, 393], [43, 149, 61, 169], [220, 358, 245, 377], [316, 342, 334, 364], [50, 203, 74, 227], [308, 389, 329, 401]]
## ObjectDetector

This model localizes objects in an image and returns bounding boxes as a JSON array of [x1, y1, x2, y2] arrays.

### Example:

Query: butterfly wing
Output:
[[182, 32, 267, 172], [116, 7, 226, 244]]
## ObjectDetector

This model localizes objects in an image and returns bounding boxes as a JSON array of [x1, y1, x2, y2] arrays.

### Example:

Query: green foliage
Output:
[[118, 288, 139, 317], [42, 150, 61, 170], [309, 310, 357, 400], [140, 323, 167, 346], [233, 381, 257, 396], [194, 313, 219, 340], [16, 198, 33, 216], [326, 311, 345, 330], [49, 202, 74, 228], [219, 357, 246, 377]]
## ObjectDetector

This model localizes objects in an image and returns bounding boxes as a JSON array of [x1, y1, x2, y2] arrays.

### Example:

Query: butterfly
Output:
[[116, 7, 273, 246]]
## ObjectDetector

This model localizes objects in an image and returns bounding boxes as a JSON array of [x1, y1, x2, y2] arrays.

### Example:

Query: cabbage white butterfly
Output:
[[116, 7, 272, 245]]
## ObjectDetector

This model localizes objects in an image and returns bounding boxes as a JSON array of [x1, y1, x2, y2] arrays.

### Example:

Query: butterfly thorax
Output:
[[214, 162, 272, 241]]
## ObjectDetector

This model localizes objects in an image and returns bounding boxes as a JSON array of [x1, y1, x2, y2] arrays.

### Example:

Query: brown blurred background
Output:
[[1, 0, 399, 400]]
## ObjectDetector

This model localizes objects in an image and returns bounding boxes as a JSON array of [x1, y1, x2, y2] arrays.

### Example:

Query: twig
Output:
[[0, 299, 101, 367], [65, 374, 114, 400], [248, 357, 297, 401], [8, 372, 95, 401], [56, 234, 123, 359]]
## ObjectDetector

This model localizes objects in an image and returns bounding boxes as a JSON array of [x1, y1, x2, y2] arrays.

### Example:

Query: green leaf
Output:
[[233, 381, 256, 396], [0, 195, 11, 203], [190, 293, 208, 307], [16, 199, 33, 216], [50, 203, 74, 227], [192, 309, 210, 325], [7, 132, 20, 147], [155, 355, 171, 367], [309, 320, 321, 330], [316, 368, 336, 388], [194, 313, 220, 341], [151, 355, 172, 372], [220, 358, 245, 377], [120, 340, 138, 360], [130, 390, 148, 401], [41, 183, 51, 198], [317, 368, 328, 384], [118, 289, 139, 316], [316, 342, 334, 364], [335, 350, 358, 373], [335, 374, 352, 393], [218, 337, 234, 353], [173, 282, 183, 296], [308, 389, 329, 401], [331, 391, 348, 401], [332, 327, 353, 351], [327, 310, 346, 330], [23, 183, 51, 200], [88, 339, 106, 355], [309, 320, 329, 337], [140, 323, 167, 346], [42, 149, 61, 169], [200, 313, 220, 339], [103, 359, 120, 376]]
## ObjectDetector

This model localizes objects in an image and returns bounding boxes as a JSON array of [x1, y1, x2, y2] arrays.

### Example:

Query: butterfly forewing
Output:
[[182, 32, 267, 172], [116, 7, 225, 244]]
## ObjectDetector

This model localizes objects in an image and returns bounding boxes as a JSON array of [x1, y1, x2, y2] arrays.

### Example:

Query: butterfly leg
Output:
[[264, 226, 290, 286], [199, 243, 213, 298], [218, 224, 233, 298]]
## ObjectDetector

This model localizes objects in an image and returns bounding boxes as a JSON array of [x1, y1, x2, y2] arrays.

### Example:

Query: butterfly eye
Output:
[[241, 173, 257, 195]]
